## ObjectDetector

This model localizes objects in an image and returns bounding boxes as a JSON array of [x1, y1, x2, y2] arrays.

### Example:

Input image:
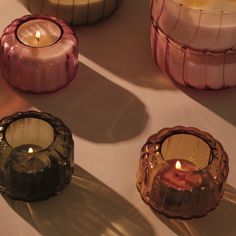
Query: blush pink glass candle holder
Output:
[[26, 0, 123, 26], [151, 25, 236, 89], [151, 0, 236, 52], [137, 127, 229, 219], [0, 15, 78, 94]]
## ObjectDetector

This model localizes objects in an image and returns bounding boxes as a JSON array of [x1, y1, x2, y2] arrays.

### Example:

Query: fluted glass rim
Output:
[[0, 111, 74, 201], [152, 0, 236, 15], [142, 126, 229, 178]]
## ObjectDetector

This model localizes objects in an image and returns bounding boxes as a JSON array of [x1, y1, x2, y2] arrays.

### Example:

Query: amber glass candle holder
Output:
[[0, 111, 74, 201], [26, 0, 123, 25], [137, 127, 229, 219], [0, 15, 78, 94]]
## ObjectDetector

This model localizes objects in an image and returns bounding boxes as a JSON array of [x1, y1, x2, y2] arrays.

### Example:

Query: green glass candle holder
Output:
[[0, 111, 74, 201], [137, 126, 229, 219]]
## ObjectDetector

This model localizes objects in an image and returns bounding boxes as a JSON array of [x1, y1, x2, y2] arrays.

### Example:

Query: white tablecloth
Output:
[[0, 0, 235, 235]]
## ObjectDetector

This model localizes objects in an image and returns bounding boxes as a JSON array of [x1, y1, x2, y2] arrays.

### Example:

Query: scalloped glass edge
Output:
[[151, 0, 236, 52], [137, 126, 229, 219], [0, 111, 74, 201]]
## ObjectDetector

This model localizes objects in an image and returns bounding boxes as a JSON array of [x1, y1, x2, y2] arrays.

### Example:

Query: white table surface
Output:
[[0, 0, 236, 235]]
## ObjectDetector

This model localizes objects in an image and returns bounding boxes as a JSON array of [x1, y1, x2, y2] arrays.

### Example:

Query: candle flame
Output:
[[36, 30, 40, 41], [28, 147, 33, 153], [175, 160, 181, 170]]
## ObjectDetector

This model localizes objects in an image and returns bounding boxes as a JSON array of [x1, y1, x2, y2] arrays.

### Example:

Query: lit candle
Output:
[[0, 111, 74, 201], [11, 145, 46, 173], [14, 144, 43, 153], [16, 19, 61, 48], [26, 0, 123, 25], [0, 15, 78, 94], [158, 159, 202, 191], [28, 147, 33, 153], [151, 25, 236, 89]]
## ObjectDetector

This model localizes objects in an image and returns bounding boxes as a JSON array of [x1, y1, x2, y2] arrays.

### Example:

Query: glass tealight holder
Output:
[[26, 0, 123, 25], [151, 0, 236, 52], [137, 126, 229, 219], [0, 15, 78, 94], [151, 24, 236, 89], [0, 111, 74, 201]]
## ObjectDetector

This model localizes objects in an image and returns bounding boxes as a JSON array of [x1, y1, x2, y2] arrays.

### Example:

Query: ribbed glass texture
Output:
[[0, 111, 74, 201], [0, 15, 78, 94], [137, 126, 229, 219], [26, 0, 123, 25], [151, 24, 236, 89]]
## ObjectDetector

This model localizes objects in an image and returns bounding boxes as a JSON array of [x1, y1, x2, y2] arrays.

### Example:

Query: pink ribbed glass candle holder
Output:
[[151, 0, 236, 51], [151, 25, 236, 89], [137, 127, 229, 219], [0, 15, 78, 94]]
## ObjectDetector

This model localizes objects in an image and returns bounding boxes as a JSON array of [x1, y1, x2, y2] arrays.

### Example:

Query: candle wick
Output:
[[35, 31, 40, 43]]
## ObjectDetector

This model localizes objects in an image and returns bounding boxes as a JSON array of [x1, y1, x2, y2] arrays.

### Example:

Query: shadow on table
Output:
[[77, 0, 176, 90], [17, 63, 148, 143], [0, 75, 30, 119], [180, 86, 236, 127], [2, 164, 155, 236], [156, 184, 236, 236]]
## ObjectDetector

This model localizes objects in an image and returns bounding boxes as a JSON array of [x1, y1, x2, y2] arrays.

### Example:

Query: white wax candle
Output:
[[176, 0, 236, 11], [17, 19, 61, 47]]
